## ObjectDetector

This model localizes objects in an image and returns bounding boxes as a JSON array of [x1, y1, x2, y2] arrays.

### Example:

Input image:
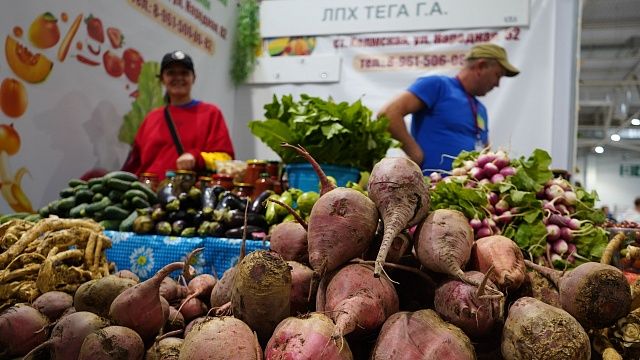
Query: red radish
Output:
[[525, 260, 631, 328], [368, 157, 430, 277], [109, 260, 190, 344], [494, 199, 509, 215], [32, 291, 73, 321], [0, 303, 49, 358], [483, 162, 499, 177], [371, 309, 476, 359], [451, 167, 467, 176], [231, 250, 292, 345], [24, 311, 110, 359], [469, 166, 484, 179], [469, 235, 526, 291], [463, 160, 475, 171], [476, 226, 493, 238], [288, 261, 316, 315], [546, 184, 565, 200], [499, 166, 516, 177], [146, 337, 183, 360], [317, 263, 398, 339], [546, 224, 561, 241], [490, 173, 505, 183], [78, 325, 145, 360], [469, 218, 482, 230], [179, 316, 262, 360], [476, 153, 497, 168], [551, 239, 569, 255], [492, 150, 510, 169], [268, 198, 309, 263], [564, 190, 577, 205], [501, 297, 590, 360], [265, 313, 353, 359], [429, 171, 442, 183], [487, 192, 499, 205], [282, 143, 378, 277]]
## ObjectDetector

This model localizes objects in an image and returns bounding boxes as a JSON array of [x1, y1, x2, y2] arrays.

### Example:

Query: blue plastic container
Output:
[[285, 163, 360, 192]]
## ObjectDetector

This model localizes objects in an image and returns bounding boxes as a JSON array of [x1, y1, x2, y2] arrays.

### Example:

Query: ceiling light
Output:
[[594, 146, 604, 154], [611, 134, 621, 142], [632, 118, 640, 126]]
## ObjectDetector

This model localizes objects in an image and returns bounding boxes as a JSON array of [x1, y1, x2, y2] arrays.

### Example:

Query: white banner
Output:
[[260, 0, 530, 37], [246, 0, 574, 172], [0, 0, 236, 214]]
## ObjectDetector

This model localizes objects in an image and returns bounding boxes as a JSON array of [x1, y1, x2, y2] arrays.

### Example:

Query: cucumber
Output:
[[38, 205, 50, 218], [99, 219, 122, 231], [69, 203, 89, 218], [130, 181, 158, 204], [119, 210, 138, 232], [72, 184, 89, 193], [108, 189, 124, 203], [68, 178, 88, 188], [57, 196, 76, 211], [92, 192, 104, 202], [90, 183, 107, 194], [87, 177, 104, 187], [123, 189, 148, 201], [85, 197, 112, 214], [0, 212, 32, 223], [75, 189, 94, 203], [104, 205, 130, 220], [23, 214, 42, 222], [105, 177, 133, 191], [103, 171, 138, 182], [131, 196, 150, 209], [59, 187, 75, 198]]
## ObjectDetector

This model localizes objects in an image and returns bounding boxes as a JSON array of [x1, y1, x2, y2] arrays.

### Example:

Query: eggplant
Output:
[[223, 225, 267, 239], [181, 227, 196, 237], [151, 207, 166, 222], [172, 220, 187, 235], [215, 192, 248, 211], [133, 215, 154, 234], [157, 184, 177, 205], [208, 221, 224, 236], [250, 190, 275, 215], [188, 187, 202, 201], [192, 210, 206, 226], [166, 210, 187, 223], [222, 209, 268, 229], [165, 198, 180, 212], [211, 185, 226, 199], [201, 187, 218, 209], [197, 221, 211, 237]]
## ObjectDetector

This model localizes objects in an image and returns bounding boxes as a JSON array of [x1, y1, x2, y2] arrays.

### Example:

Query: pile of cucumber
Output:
[[38, 171, 157, 231]]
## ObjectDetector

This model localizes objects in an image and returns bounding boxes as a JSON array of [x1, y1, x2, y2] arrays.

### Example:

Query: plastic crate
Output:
[[285, 163, 360, 192]]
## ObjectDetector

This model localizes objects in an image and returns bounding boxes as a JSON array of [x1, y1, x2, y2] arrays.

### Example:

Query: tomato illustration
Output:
[[0, 78, 28, 118], [123, 48, 143, 83], [0, 124, 20, 155], [103, 50, 124, 78], [28, 12, 60, 49], [85, 14, 104, 43], [107, 27, 123, 49]]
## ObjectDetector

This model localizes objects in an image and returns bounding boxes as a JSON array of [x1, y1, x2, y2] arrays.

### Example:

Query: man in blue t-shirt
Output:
[[379, 43, 519, 171]]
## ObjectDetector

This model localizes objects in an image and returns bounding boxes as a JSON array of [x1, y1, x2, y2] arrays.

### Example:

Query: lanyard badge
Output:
[[456, 77, 486, 151]]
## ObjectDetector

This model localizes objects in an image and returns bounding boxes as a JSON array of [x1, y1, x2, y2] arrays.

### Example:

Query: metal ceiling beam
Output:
[[580, 79, 640, 87]]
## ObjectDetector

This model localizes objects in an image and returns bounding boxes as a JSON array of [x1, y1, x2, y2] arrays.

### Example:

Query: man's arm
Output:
[[378, 91, 426, 166]]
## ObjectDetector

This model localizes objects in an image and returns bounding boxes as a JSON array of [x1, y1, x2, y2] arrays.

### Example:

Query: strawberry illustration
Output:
[[85, 14, 104, 43], [107, 27, 124, 49]]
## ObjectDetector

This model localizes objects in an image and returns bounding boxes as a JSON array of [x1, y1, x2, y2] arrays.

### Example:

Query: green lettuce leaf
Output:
[[119, 62, 164, 144]]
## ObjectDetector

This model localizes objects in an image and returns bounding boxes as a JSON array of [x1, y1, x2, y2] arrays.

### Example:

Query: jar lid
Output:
[[233, 182, 254, 187], [247, 159, 268, 165], [213, 174, 233, 180], [198, 176, 213, 181], [267, 160, 280, 165], [140, 172, 159, 178], [175, 170, 196, 175]]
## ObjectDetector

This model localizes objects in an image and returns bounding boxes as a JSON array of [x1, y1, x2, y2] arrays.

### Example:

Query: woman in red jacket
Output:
[[122, 50, 234, 178]]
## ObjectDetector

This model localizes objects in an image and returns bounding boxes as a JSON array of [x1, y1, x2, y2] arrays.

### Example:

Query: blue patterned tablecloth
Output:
[[104, 231, 270, 280]]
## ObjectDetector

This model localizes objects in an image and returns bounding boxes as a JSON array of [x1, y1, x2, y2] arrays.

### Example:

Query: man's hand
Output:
[[404, 143, 424, 167], [378, 91, 426, 167], [176, 153, 196, 170]]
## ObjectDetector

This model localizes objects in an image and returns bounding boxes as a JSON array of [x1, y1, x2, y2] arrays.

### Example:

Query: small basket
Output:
[[285, 163, 360, 192]]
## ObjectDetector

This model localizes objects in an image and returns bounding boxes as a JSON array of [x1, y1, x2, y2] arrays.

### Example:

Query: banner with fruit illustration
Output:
[[0, 1, 235, 214], [251, 0, 576, 171]]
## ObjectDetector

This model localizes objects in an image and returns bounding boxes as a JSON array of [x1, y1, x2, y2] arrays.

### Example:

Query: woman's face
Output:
[[161, 63, 195, 100]]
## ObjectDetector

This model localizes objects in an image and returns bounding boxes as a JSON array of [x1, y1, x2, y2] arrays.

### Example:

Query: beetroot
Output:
[[317, 263, 398, 339], [0, 303, 49, 358], [176, 274, 216, 319], [115, 269, 140, 282], [146, 337, 183, 360], [433, 270, 504, 338], [502, 297, 590, 360], [232, 250, 291, 345], [288, 261, 316, 315], [32, 291, 73, 321], [159, 277, 183, 303], [179, 297, 208, 323], [265, 313, 353, 359], [526, 260, 631, 328], [469, 235, 526, 291], [371, 309, 475, 359], [165, 306, 185, 332], [109, 261, 186, 344], [283, 143, 378, 277], [210, 266, 237, 308], [24, 311, 110, 359], [78, 325, 145, 360], [269, 221, 308, 263], [74, 275, 137, 317], [178, 316, 262, 360], [368, 157, 430, 277]]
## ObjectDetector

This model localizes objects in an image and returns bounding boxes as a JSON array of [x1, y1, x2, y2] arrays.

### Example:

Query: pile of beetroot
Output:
[[1, 144, 638, 359]]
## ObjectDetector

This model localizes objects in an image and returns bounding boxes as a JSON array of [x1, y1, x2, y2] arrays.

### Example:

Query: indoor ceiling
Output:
[[577, 0, 640, 155]]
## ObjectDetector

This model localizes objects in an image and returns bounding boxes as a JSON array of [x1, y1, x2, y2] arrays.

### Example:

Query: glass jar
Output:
[[199, 176, 217, 209], [212, 174, 234, 191], [244, 160, 267, 187], [139, 172, 159, 192], [233, 182, 254, 200], [253, 173, 274, 198], [157, 170, 177, 204], [266, 161, 281, 179], [174, 170, 197, 193]]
